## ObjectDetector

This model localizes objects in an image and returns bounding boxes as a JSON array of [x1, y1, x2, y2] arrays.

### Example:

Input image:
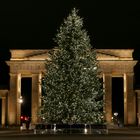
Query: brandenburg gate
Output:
[[0, 49, 138, 126]]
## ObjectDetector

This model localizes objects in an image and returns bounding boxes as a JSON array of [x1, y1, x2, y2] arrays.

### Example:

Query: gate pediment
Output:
[[97, 49, 133, 60], [10, 49, 134, 61]]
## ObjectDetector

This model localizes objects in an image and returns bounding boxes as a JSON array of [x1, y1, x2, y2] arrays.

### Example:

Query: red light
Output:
[[25, 117, 29, 121], [20, 116, 24, 120]]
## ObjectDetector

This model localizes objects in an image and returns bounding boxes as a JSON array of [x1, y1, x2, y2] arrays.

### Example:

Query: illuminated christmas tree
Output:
[[39, 8, 104, 124]]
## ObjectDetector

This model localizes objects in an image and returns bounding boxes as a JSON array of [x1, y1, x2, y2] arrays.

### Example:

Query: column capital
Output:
[[103, 73, 112, 76], [124, 72, 134, 76], [9, 73, 17, 76]]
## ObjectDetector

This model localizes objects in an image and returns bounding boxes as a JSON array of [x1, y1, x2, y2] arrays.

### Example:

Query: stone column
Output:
[[103, 73, 112, 124], [32, 73, 41, 124], [8, 73, 18, 125], [124, 73, 136, 125], [136, 90, 140, 126], [8, 73, 21, 125], [2, 97, 6, 127], [17, 73, 21, 125]]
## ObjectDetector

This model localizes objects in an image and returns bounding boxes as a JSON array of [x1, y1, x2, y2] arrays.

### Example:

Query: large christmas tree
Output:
[[39, 8, 104, 124]]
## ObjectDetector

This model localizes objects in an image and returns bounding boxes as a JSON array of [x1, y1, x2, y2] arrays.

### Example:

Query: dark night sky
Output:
[[0, 0, 140, 50], [0, 0, 140, 87]]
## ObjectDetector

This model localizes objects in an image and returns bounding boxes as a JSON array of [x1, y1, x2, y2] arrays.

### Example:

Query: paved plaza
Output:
[[0, 127, 140, 140], [0, 134, 140, 140]]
